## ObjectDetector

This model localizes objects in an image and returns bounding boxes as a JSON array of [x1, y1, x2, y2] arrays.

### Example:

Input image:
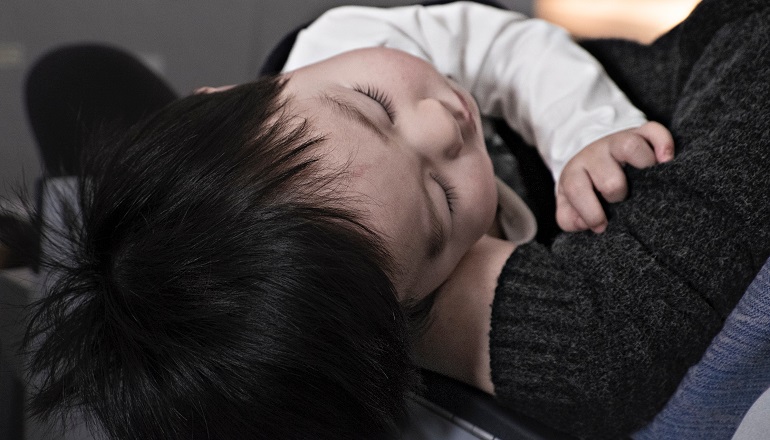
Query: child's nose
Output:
[[409, 98, 464, 162]]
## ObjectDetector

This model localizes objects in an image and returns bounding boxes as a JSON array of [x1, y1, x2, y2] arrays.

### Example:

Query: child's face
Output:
[[280, 48, 498, 301]]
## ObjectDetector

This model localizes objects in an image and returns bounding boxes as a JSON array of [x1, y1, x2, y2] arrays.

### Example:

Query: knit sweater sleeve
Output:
[[490, 173, 765, 438], [489, 5, 770, 437]]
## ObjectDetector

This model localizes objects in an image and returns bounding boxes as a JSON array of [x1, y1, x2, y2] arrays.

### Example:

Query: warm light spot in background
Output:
[[536, 0, 701, 43]]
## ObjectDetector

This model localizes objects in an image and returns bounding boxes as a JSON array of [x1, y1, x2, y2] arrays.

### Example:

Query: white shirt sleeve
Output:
[[281, 1, 648, 183]]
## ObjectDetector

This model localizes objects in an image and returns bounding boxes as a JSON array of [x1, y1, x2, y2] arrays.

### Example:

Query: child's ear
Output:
[[193, 85, 236, 95]]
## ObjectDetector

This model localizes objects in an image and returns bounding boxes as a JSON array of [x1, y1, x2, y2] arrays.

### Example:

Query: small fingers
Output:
[[610, 135, 657, 170], [558, 170, 608, 233], [635, 121, 675, 162], [556, 198, 588, 232], [590, 161, 628, 203]]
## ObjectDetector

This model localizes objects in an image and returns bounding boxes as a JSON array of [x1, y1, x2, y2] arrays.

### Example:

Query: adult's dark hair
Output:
[[24, 76, 417, 440]]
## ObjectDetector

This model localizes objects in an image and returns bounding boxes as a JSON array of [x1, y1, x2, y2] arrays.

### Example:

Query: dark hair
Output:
[[24, 76, 417, 440]]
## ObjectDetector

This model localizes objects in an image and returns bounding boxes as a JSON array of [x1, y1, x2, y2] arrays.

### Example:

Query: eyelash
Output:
[[353, 84, 396, 122], [431, 173, 457, 213]]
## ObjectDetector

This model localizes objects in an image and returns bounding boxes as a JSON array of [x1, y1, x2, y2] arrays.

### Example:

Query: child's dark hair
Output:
[[23, 76, 417, 439]]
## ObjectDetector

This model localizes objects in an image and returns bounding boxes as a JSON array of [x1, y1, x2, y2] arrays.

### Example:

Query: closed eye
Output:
[[353, 84, 396, 122], [430, 172, 456, 214]]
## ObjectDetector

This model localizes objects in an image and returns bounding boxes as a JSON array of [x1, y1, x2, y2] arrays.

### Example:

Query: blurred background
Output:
[[537, 0, 700, 42], [0, 0, 699, 199]]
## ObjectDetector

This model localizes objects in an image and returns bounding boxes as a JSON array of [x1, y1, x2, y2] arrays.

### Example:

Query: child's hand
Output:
[[556, 121, 674, 233]]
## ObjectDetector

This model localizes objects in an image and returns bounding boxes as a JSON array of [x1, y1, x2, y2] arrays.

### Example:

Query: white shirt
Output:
[[282, 1, 648, 183]]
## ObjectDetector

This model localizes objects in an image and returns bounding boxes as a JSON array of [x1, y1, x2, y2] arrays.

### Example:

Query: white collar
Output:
[[496, 177, 537, 245]]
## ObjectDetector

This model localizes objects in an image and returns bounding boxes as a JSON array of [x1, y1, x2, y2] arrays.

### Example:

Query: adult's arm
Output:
[[489, 3, 770, 438], [281, 1, 647, 182]]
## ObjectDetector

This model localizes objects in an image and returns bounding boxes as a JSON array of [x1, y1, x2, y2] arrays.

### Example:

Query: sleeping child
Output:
[[21, 1, 770, 439]]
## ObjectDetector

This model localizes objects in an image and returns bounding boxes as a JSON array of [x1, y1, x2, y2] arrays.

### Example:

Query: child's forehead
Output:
[[279, 87, 353, 136]]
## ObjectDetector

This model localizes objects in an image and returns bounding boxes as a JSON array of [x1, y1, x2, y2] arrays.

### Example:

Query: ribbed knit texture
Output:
[[489, 2, 770, 438]]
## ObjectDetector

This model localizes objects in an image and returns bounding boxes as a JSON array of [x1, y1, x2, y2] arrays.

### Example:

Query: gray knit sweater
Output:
[[489, 2, 770, 438]]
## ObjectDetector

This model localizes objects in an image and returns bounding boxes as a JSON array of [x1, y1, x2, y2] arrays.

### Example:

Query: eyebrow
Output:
[[319, 92, 389, 142]]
